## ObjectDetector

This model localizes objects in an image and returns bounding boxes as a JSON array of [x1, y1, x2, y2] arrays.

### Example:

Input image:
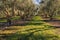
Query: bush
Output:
[[32, 16, 43, 21], [11, 16, 20, 20]]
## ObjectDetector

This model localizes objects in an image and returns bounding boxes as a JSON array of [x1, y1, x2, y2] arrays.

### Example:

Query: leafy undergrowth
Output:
[[11, 16, 20, 20], [32, 16, 43, 21], [0, 26, 60, 40], [0, 16, 20, 22], [0, 21, 60, 40], [54, 15, 60, 20], [0, 19, 7, 22]]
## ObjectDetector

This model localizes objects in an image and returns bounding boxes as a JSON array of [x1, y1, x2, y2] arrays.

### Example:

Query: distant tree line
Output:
[[39, 0, 60, 20], [0, 0, 60, 25]]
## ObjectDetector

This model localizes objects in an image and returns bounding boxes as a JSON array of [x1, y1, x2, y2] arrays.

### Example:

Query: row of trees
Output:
[[0, 0, 36, 25], [39, 0, 60, 20], [0, 0, 60, 25], [0, 0, 37, 20]]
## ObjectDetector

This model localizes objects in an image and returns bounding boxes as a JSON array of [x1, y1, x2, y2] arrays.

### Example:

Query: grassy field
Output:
[[0, 21, 60, 40], [0, 16, 20, 22], [0, 19, 7, 22], [0, 16, 60, 40]]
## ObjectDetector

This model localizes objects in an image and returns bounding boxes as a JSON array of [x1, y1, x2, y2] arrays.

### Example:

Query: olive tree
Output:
[[40, 0, 60, 20]]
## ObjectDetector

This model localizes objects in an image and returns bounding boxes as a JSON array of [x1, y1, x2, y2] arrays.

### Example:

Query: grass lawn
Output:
[[54, 15, 60, 20], [0, 19, 7, 22], [0, 16, 20, 22], [0, 16, 60, 40], [0, 16, 43, 23], [0, 21, 60, 40]]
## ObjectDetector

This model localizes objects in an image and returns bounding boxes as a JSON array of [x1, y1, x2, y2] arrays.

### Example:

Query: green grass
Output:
[[1, 25, 60, 40], [54, 15, 60, 20], [0, 22, 60, 40], [11, 16, 20, 20], [32, 16, 43, 21], [0, 16, 43, 23], [0, 16, 20, 22], [0, 19, 7, 22], [0, 16, 60, 40]]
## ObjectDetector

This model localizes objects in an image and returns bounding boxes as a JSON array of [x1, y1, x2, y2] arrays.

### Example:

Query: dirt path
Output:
[[42, 17, 60, 34], [45, 20, 60, 27], [42, 17, 60, 27]]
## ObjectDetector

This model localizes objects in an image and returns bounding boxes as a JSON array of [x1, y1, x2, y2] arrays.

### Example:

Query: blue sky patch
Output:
[[32, 0, 42, 5]]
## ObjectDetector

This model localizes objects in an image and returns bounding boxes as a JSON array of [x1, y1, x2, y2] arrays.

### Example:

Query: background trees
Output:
[[0, 0, 60, 21], [40, 0, 60, 20]]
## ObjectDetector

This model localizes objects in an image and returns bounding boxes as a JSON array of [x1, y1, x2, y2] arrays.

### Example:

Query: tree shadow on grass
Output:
[[18, 28, 54, 40], [0, 26, 57, 40], [2, 28, 49, 40], [18, 29, 58, 40]]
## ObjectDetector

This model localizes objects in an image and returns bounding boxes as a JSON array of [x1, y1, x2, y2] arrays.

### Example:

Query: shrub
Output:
[[32, 16, 43, 21]]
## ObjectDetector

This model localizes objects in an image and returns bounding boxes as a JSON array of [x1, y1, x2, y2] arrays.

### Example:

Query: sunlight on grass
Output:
[[0, 21, 60, 40], [32, 16, 43, 21], [0, 19, 7, 22]]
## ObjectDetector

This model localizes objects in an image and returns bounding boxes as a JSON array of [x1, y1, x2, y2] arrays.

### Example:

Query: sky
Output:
[[32, 0, 42, 5]]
